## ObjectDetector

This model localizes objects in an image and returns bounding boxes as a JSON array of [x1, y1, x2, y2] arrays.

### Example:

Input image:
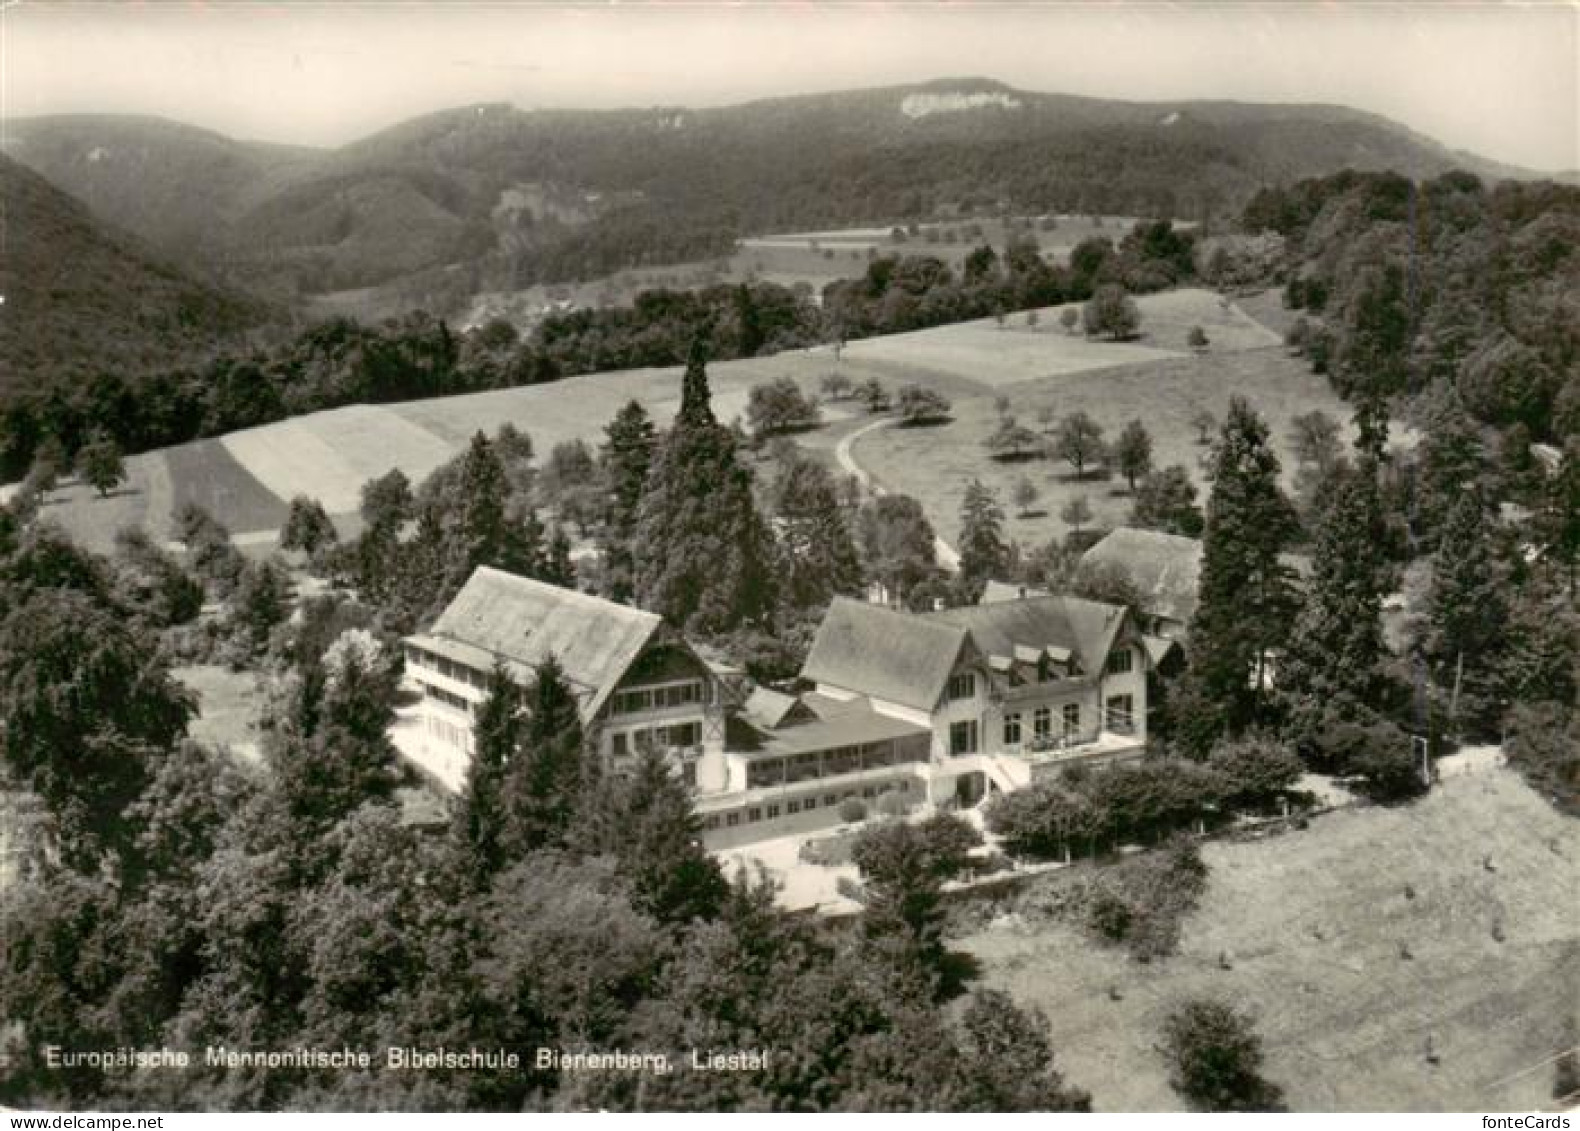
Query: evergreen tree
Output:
[[600, 400, 657, 599], [446, 431, 509, 595], [500, 655, 584, 857], [452, 662, 521, 890], [633, 341, 776, 633], [75, 430, 125, 497], [575, 746, 726, 925], [1424, 488, 1508, 733], [1277, 460, 1394, 744], [1414, 392, 1487, 542], [957, 479, 1009, 594], [1176, 397, 1299, 753], [773, 455, 863, 610]]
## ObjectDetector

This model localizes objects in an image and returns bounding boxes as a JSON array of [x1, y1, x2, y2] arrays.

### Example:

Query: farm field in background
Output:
[[957, 767, 1580, 1112], [33, 283, 1342, 559]]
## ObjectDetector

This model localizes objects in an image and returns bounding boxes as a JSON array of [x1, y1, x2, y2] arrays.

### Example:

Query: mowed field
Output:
[[959, 767, 1580, 1112]]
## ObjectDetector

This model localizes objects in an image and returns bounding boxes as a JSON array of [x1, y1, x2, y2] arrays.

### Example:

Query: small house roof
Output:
[[742, 686, 813, 730], [802, 598, 970, 712], [1080, 527, 1203, 626]]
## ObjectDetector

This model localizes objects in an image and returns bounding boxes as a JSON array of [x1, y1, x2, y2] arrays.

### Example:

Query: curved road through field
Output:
[[833, 416, 961, 572]]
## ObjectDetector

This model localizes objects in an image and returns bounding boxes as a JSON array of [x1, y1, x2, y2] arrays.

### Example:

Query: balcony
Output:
[[1001, 728, 1144, 767]]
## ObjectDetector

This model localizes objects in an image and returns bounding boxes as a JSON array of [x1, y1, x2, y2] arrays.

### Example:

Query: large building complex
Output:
[[402, 568, 1159, 848]]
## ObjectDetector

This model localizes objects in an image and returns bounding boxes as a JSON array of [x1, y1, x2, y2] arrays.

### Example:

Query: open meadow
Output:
[[32, 284, 1359, 562], [957, 767, 1580, 1112]]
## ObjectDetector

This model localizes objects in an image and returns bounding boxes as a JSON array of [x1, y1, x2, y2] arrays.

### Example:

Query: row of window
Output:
[[610, 679, 705, 716], [702, 780, 913, 830], [423, 683, 475, 716], [425, 714, 473, 755], [954, 646, 1131, 700], [610, 720, 702, 756], [741, 738, 925, 788], [407, 647, 488, 690], [1003, 703, 1082, 746]]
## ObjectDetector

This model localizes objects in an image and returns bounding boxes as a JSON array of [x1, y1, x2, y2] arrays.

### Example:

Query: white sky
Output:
[[2, 2, 1576, 171]]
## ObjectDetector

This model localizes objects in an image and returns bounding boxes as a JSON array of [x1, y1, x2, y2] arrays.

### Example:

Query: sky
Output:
[[2, 2, 1576, 172]]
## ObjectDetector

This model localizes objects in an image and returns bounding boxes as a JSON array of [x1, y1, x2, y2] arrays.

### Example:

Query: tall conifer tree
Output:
[[1176, 397, 1299, 753], [633, 340, 775, 633]]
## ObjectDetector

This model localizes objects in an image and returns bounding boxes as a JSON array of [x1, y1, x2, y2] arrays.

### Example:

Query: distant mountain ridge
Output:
[[2, 78, 1552, 313]]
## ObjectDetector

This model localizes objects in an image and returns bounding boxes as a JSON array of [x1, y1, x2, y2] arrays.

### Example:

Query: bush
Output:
[[838, 797, 868, 824], [1208, 738, 1303, 813], [1087, 890, 1134, 940], [1162, 999, 1284, 1112]]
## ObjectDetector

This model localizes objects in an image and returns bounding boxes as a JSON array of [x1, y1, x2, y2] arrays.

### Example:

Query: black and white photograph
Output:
[[0, 0, 1576, 1117]]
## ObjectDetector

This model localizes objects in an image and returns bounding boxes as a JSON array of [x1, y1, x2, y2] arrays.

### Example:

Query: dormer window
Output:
[[1106, 647, 1134, 675], [946, 671, 976, 700]]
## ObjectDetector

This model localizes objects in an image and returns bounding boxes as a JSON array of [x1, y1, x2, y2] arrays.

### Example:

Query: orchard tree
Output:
[[1083, 284, 1141, 340], [1188, 325, 1209, 352], [984, 415, 1042, 461], [1131, 465, 1203, 536], [746, 377, 820, 440], [1012, 476, 1041, 517], [1059, 307, 1080, 335], [1113, 419, 1154, 492], [1060, 495, 1094, 540], [1054, 412, 1106, 480], [896, 385, 953, 426]]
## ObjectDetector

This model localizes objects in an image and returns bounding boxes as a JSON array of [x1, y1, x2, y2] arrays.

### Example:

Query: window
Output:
[[825, 794, 839, 808], [898, 780, 910, 793], [1003, 712, 1022, 746], [766, 804, 780, 819], [704, 815, 720, 830], [726, 813, 740, 828], [1107, 647, 1134, 675], [1063, 703, 1081, 737], [947, 671, 976, 701], [787, 799, 801, 815], [949, 719, 979, 755], [612, 732, 628, 758], [1033, 707, 1052, 739], [1106, 694, 1135, 735], [747, 807, 762, 823]]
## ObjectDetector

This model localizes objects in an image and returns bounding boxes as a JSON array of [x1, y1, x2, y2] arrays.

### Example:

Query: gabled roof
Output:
[[802, 597, 969, 712], [1080, 527, 1203, 626], [981, 580, 1050, 604], [742, 686, 815, 730], [424, 566, 665, 721], [926, 593, 1129, 676]]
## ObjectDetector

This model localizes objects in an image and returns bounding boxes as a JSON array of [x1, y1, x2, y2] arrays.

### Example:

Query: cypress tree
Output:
[[633, 341, 775, 633], [1177, 397, 1299, 753]]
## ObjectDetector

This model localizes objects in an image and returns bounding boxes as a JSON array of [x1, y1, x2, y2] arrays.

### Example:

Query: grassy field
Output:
[[173, 664, 266, 764], [851, 344, 1354, 548], [957, 767, 1580, 1112], [33, 283, 1336, 558]]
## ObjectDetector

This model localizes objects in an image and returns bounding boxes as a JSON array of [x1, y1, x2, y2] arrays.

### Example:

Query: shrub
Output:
[[1088, 890, 1134, 940], [838, 797, 868, 824], [1161, 999, 1284, 1112]]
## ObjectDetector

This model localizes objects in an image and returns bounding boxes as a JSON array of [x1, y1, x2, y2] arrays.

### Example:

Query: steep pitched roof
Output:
[[742, 686, 815, 730], [926, 593, 1129, 675], [801, 597, 969, 712], [1080, 527, 1204, 626], [424, 566, 665, 720]]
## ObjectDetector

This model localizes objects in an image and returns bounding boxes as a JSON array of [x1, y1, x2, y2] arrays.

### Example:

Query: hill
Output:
[[2, 79, 1542, 312], [958, 763, 1579, 1110], [0, 154, 270, 394]]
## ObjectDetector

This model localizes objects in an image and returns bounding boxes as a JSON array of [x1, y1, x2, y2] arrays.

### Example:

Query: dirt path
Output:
[[835, 416, 961, 571]]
